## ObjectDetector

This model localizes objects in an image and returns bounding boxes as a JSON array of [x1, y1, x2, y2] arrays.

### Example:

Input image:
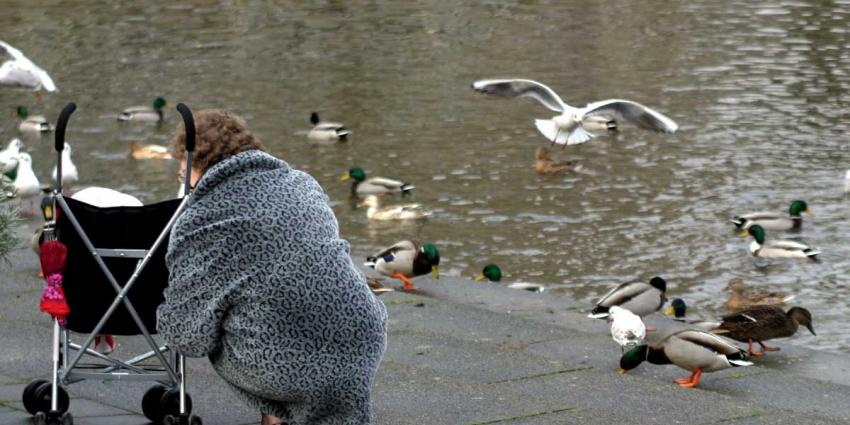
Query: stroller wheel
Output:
[[142, 384, 168, 422], [160, 387, 193, 418], [60, 412, 74, 425], [34, 411, 47, 425], [32, 382, 70, 415], [23, 379, 49, 414]]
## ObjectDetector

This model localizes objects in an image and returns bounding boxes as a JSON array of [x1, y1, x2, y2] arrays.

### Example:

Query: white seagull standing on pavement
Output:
[[471, 79, 678, 146], [609, 306, 646, 351], [0, 41, 56, 93]]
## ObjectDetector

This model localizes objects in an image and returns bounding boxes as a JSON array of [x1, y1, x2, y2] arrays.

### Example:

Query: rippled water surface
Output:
[[3, 1, 850, 352]]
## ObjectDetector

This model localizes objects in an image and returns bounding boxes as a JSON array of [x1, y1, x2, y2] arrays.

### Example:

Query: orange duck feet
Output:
[[392, 273, 417, 292]]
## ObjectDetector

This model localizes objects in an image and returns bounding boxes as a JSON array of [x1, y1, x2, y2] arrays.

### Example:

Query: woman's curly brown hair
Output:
[[171, 109, 265, 174]]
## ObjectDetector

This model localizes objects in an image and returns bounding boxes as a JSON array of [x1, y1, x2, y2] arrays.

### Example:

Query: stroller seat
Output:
[[60, 196, 180, 335]]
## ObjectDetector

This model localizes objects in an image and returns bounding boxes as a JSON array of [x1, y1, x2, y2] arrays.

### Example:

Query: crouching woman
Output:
[[157, 109, 388, 425]]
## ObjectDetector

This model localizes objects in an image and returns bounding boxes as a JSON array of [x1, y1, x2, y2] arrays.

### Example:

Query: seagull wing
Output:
[[472, 79, 568, 113], [0, 41, 55, 92], [0, 41, 27, 61], [581, 99, 678, 133]]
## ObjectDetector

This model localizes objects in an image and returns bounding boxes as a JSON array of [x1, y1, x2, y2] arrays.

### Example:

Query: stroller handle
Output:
[[176, 103, 195, 153], [55, 103, 77, 153]]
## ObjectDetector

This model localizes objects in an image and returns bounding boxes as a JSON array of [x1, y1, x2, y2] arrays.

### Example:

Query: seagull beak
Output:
[[431, 265, 440, 280], [340, 174, 350, 181], [474, 273, 486, 281]]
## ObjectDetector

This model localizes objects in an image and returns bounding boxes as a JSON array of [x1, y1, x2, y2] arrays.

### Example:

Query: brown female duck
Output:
[[724, 278, 795, 312], [712, 305, 815, 356], [535, 147, 581, 174]]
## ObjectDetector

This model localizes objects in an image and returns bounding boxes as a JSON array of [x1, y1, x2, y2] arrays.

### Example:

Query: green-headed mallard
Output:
[[610, 306, 646, 350], [359, 195, 430, 221], [471, 79, 678, 146], [589, 277, 668, 320], [712, 305, 815, 356], [308, 112, 350, 141], [619, 330, 752, 388], [118, 97, 167, 122], [743, 225, 819, 259], [364, 240, 440, 291], [664, 298, 722, 330], [730, 200, 811, 231], [15, 106, 53, 133], [130, 140, 172, 160], [724, 278, 795, 312], [0, 40, 56, 93], [341, 166, 414, 197], [535, 147, 581, 174], [474, 264, 545, 293]]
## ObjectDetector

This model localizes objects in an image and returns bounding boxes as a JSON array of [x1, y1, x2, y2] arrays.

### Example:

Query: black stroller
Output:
[[21, 103, 203, 425]]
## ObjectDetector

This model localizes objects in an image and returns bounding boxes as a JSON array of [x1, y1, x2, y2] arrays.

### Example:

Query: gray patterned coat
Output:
[[157, 150, 388, 424]]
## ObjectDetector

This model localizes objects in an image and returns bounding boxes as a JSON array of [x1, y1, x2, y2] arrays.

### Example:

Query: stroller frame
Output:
[[26, 102, 201, 425]]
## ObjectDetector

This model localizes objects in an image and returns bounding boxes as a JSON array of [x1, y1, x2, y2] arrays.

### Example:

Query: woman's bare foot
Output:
[[261, 413, 285, 425]]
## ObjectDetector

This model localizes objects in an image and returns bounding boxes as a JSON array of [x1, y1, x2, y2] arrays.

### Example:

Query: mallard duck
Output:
[[664, 298, 721, 330], [0, 40, 56, 93], [51, 143, 78, 190], [474, 264, 545, 293], [359, 195, 430, 221], [364, 240, 440, 291], [742, 225, 819, 259], [730, 200, 811, 231], [723, 278, 795, 312], [341, 166, 414, 196], [118, 97, 167, 122], [610, 306, 646, 350], [366, 277, 394, 296], [308, 112, 350, 141], [589, 277, 668, 320], [619, 330, 753, 388], [712, 305, 815, 356], [471, 79, 678, 146], [15, 106, 53, 133], [13, 153, 40, 212], [130, 140, 172, 160], [535, 147, 581, 174], [0, 138, 22, 177]]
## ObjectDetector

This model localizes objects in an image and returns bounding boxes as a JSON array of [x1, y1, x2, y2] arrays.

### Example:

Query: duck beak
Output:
[[474, 273, 486, 281], [340, 174, 350, 181], [664, 306, 674, 316], [805, 208, 813, 216], [618, 368, 627, 374], [739, 230, 749, 237], [807, 324, 816, 336], [431, 265, 440, 280]]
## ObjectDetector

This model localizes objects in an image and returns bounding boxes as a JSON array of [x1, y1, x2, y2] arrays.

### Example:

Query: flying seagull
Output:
[[0, 40, 56, 93], [471, 78, 677, 146]]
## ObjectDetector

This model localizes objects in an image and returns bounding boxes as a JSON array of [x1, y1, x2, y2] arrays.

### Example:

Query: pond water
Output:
[[3, 1, 849, 352]]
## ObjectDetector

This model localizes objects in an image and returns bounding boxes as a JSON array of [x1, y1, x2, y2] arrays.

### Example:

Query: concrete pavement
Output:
[[2, 224, 849, 424]]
